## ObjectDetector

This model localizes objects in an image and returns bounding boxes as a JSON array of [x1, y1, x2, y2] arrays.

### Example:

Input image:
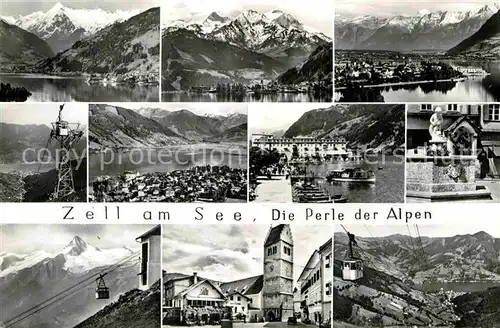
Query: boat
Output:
[[326, 168, 376, 183], [86, 74, 101, 84]]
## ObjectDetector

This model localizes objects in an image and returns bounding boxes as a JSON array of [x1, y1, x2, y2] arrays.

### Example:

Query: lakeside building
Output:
[[297, 239, 332, 326], [163, 225, 295, 324], [251, 134, 350, 158]]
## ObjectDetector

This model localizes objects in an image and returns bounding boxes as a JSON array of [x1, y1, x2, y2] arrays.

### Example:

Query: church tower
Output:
[[262, 224, 294, 321]]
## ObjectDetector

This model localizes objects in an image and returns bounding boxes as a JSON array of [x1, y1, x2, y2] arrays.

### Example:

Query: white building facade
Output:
[[252, 134, 349, 158], [136, 225, 161, 291]]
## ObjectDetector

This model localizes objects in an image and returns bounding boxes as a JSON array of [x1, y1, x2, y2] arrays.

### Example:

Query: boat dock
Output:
[[254, 175, 292, 203]]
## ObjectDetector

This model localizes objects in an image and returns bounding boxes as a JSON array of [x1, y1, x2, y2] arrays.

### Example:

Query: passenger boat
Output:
[[326, 168, 376, 183]]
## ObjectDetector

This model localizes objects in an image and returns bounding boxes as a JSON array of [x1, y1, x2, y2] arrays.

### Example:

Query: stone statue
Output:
[[429, 107, 444, 141]]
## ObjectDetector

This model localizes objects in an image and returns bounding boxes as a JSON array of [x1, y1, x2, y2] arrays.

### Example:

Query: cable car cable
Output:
[[4, 251, 140, 326], [6, 258, 140, 328]]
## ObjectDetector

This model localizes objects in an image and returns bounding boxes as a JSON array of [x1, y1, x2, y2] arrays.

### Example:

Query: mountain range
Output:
[[0, 19, 54, 68], [162, 9, 331, 90], [277, 41, 333, 85], [0, 122, 87, 164], [37, 7, 160, 77], [334, 231, 500, 284], [335, 4, 500, 51], [0, 236, 139, 328], [448, 9, 500, 56], [283, 104, 405, 152], [333, 231, 500, 326], [2, 2, 141, 53], [89, 104, 248, 151]]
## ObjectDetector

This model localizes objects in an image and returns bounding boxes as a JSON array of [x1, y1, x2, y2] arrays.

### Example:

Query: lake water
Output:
[[89, 145, 248, 182], [305, 155, 405, 203], [335, 61, 500, 102], [162, 91, 332, 102], [1, 74, 159, 102], [0, 163, 54, 174], [414, 282, 500, 293]]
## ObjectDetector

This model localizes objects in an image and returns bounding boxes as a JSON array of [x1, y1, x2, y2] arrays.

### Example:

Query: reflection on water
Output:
[[304, 155, 404, 203], [335, 61, 500, 102], [89, 147, 248, 182], [1, 74, 159, 102], [162, 91, 332, 102]]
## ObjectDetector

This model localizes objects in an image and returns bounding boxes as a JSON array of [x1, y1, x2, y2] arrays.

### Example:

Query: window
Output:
[[447, 104, 458, 111], [325, 282, 332, 295], [284, 246, 292, 256], [238, 296, 241, 301], [421, 104, 432, 111], [488, 104, 500, 121], [267, 247, 272, 256], [141, 242, 148, 286], [230, 296, 233, 301], [325, 254, 331, 268]]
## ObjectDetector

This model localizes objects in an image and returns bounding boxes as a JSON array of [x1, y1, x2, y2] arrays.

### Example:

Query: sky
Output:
[[334, 224, 500, 238], [249, 103, 328, 134], [335, 0, 499, 17], [1, 103, 88, 127], [110, 102, 248, 116], [162, 224, 332, 283], [162, 0, 333, 36], [1, 0, 157, 16], [1, 224, 157, 254]]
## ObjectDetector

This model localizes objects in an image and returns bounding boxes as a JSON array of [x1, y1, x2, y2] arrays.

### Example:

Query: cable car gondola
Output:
[[341, 232, 364, 281], [95, 274, 110, 299]]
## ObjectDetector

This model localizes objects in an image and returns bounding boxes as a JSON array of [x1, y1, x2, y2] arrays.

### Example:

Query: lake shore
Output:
[[335, 77, 466, 91]]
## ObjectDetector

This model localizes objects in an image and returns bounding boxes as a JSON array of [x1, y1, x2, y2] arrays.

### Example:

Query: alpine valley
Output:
[[161, 9, 333, 102], [333, 231, 500, 327], [0, 236, 141, 328], [0, 3, 160, 102]]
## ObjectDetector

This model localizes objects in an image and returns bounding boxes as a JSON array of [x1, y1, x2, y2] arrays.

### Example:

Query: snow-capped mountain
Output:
[[165, 9, 330, 59], [0, 235, 135, 278], [335, 3, 500, 51], [62, 236, 134, 273], [0, 235, 140, 328], [3, 2, 141, 53], [448, 8, 500, 57]]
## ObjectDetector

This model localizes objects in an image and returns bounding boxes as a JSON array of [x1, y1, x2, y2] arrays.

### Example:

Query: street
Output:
[[163, 320, 319, 328]]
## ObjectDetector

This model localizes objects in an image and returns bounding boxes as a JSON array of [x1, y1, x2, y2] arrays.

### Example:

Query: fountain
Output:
[[406, 107, 492, 202]]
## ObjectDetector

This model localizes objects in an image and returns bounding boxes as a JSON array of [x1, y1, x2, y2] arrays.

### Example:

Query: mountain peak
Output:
[[206, 11, 228, 22], [48, 2, 66, 13], [472, 231, 493, 240], [63, 236, 99, 256]]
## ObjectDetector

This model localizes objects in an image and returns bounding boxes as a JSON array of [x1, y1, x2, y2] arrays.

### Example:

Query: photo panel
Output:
[[0, 102, 88, 202], [249, 103, 405, 203], [0, 0, 161, 102], [406, 103, 500, 203], [88, 103, 248, 203], [161, 0, 334, 103], [0, 224, 162, 328], [334, 1, 500, 103], [162, 224, 333, 326], [333, 224, 500, 327]]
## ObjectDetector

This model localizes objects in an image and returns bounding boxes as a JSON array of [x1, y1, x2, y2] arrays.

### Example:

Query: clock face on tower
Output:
[[266, 263, 274, 273], [285, 265, 291, 277]]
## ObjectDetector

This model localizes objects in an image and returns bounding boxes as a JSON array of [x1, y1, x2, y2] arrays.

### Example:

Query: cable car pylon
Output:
[[49, 104, 84, 199]]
